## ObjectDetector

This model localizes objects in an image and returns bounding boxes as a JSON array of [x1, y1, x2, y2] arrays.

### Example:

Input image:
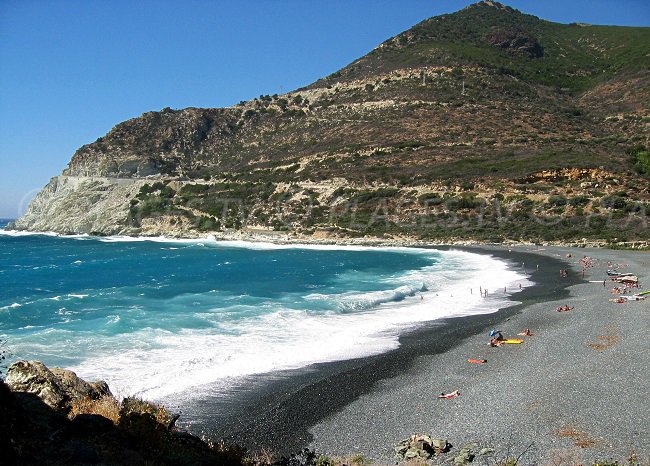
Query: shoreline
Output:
[[179, 247, 580, 456], [2, 226, 649, 251], [307, 245, 649, 464], [3, 227, 648, 462]]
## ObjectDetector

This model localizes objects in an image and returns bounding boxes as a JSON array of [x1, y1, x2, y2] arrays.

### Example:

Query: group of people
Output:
[[611, 286, 631, 294]]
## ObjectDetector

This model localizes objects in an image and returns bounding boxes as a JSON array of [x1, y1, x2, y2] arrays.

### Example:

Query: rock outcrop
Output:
[[395, 434, 450, 459], [6, 360, 112, 412], [2, 361, 247, 465], [12, 176, 145, 235], [485, 29, 544, 57]]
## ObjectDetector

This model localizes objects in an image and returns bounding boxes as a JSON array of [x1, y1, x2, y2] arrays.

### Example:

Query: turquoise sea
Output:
[[0, 221, 527, 405]]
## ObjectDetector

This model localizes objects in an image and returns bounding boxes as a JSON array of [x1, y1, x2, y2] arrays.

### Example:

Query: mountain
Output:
[[13, 1, 650, 245]]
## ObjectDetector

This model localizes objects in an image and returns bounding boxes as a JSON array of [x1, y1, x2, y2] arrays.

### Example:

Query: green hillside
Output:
[[316, 1, 650, 92]]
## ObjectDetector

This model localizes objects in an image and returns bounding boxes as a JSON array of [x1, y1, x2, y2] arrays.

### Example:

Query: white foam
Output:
[[0, 227, 461, 257], [0, 229, 90, 239], [0, 302, 22, 310], [68, 249, 530, 401]]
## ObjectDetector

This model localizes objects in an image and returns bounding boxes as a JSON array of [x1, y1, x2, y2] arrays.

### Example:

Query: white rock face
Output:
[[13, 176, 146, 235]]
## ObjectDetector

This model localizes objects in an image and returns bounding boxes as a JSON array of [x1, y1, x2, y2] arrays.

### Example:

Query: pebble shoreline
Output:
[[307, 245, 650, 464]]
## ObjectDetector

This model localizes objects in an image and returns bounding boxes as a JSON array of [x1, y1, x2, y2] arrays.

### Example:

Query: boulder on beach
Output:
[[395, 434, 450, 459], [6, 360, 112, 413]]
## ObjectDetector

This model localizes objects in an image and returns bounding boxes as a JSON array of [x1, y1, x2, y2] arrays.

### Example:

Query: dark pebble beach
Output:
[[177, 246, 649, 465]]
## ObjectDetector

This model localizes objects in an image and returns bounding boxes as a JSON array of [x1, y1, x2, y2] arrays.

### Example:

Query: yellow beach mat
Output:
[[502, 339, 524, 344]]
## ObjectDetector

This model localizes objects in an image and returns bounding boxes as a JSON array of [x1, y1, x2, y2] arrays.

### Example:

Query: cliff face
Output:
[[63, 108, 243, 178], [13, 176, 145, 235], [14, 2, 650, 242]]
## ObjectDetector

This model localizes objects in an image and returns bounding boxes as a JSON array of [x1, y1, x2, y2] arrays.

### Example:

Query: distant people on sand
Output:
[[488, 329, 504, 346], [555, 305, 574, 312]]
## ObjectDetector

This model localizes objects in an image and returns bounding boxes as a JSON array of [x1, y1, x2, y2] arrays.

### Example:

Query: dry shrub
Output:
[[249, 447, 276, 465], [69, 395, 120, 423], [119, 396, 177, 429], [495, 459, 519, 466]]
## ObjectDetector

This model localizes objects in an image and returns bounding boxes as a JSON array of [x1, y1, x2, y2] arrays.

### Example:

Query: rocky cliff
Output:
[[12, 1, 650, 244], [14, 176, 145, 235]]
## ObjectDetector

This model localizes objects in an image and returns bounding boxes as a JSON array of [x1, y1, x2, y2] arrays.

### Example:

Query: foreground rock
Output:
[[2, 360, 246, 466], [395, 434, 450, 459], [6, 360, 111, 412]]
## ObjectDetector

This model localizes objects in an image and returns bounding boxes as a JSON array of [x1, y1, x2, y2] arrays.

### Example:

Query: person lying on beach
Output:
[[489, 338, 504, 347], [517, 329, 533, 336], [438, 390, 460, 399], [555, 305, 574, 312]]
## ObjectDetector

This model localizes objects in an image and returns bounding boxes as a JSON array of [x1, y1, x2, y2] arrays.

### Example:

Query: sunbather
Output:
[[556, 305, 574, 312], [438, 390, 460, 399]]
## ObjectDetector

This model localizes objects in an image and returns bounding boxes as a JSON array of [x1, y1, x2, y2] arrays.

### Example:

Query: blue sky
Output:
[[1, 1, 648, 218]]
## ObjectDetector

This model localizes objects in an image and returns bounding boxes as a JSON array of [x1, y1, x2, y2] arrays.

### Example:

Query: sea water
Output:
[[0, 223, 528, 404]]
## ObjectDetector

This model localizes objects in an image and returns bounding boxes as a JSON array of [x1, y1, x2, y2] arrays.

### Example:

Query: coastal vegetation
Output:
[[126, 176, 649, 245]]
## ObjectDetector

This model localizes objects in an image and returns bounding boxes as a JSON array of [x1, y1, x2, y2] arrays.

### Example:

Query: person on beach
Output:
[[489, 329, 503, 340], [518, 329, 533, 336], [488, 329, 504, 346], [438, 390, 460, 399]]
